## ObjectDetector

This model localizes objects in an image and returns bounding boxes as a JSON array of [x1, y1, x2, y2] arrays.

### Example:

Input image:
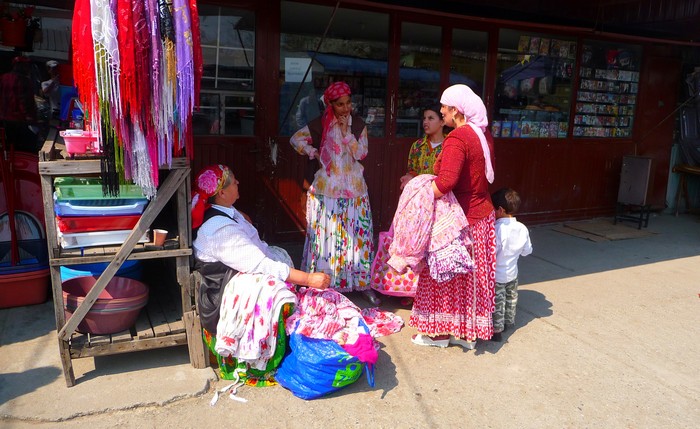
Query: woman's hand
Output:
[[338, 115, 349, 137], [307, 147, 319, 160], [307, 272, 330, 290], [399, 173, 415, 190]]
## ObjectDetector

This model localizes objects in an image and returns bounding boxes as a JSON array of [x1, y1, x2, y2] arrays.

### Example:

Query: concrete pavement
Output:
[[1, 213, 699, 428]]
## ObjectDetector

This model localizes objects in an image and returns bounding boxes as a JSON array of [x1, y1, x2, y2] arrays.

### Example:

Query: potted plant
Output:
[[0, 4, 34, 48]]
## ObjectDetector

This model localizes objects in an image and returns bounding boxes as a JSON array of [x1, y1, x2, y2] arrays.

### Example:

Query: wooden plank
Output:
[[158, 282, 185, 334], [147, 296, 171, 337], [58, 338, 76, 387], [183, 311, 208, 369], [38, 159, 102, 175], [88, 333, 111, 347], [110, 329, 134, 344], [135, 307, 154, 339], [70, 333, 88, 349], [39, 128, 58, 161], [69, 333, 188, 358], [50, 248, 192, 267]]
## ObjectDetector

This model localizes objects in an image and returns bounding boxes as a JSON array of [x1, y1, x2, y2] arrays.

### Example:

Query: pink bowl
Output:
[[62, 276, 149, 334]]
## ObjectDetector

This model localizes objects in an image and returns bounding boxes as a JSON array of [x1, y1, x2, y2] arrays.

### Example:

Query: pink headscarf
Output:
[[191, 164, 231, 229], [440, 84, 494, 183], [319, 82, 352, 174]]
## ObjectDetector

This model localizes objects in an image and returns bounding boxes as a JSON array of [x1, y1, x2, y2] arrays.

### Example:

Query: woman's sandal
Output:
[[448, 335, 476, 350], [411, 334, 449, 348]]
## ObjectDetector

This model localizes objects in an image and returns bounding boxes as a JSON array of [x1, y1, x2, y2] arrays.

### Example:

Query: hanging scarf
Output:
[[145, 0, 162, 182], [90, 0, 122, 195], [70, 0, 197, 198], [440, 84, 494, 184], [173, 0, 194, 157], [320, 82, 352, 175], [158, 0, 177, 168], [191, 164, 232, 229], [189, 0, 203, 113], [72, 0, 99, 131], [117, 0, 136, 139]]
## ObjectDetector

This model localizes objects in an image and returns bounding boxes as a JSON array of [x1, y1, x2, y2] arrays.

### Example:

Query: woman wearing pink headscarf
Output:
[[290, 82, 378, 305], [409, 84, 497, 348]]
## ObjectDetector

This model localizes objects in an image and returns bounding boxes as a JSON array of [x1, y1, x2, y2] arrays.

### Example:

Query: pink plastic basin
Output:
[[62, 275, 149, 334]]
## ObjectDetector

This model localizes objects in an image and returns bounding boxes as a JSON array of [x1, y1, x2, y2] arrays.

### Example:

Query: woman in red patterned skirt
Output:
[[409, 84, 496, 349]]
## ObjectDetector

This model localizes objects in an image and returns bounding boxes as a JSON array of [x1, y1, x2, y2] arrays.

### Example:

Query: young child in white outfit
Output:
[[491, 188, 532, 342]]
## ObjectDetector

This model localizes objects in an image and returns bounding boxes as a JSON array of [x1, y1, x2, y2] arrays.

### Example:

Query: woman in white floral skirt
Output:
[[289, 81, 379, 305]]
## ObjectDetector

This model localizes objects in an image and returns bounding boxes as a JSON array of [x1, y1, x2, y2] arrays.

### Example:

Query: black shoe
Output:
[[490, 332, 502, 342], [504, 323, 515, 331]]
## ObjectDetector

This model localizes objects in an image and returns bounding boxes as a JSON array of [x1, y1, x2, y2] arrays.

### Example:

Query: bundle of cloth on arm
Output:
[[387, 174, 474, 282]]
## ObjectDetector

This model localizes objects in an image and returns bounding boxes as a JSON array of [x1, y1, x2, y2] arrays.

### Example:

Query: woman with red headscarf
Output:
[[290, 81, 378, 305], [191, 164, 330, 378]]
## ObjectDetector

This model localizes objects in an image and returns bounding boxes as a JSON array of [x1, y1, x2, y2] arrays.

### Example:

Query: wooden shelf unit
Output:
[[38, 131, 207, 387]]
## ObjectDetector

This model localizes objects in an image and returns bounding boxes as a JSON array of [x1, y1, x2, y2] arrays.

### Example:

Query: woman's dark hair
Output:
[[491, 187, 521, 214]]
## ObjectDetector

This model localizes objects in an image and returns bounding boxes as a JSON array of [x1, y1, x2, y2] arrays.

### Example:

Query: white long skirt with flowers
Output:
[[302, 191, 373, 292]]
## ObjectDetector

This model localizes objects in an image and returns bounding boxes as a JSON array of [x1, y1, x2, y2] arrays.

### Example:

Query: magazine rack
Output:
[[39, 130, 207, 387]]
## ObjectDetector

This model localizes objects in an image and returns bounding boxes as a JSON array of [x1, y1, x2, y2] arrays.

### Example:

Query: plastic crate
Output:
[[54, 195, 148, 217], [58, 230, 149, 249], [54, 177, 145, 200], [56, 215, 140, 233]]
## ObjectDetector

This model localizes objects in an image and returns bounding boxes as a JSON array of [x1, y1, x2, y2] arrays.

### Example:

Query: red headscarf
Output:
[[320, 81, 352, 174], [191, 164, 231, 229]]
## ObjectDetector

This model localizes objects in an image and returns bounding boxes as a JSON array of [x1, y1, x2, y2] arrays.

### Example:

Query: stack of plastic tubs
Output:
[[53, 177, 149, 250]]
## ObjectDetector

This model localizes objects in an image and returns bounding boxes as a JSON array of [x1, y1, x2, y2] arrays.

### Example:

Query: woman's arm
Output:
[[433, 137, 465, 197], [289, 125, 318, 159], [204, 222, 291, 281], [347, 125, 369, 161], [287, 268, 330, 290], [432, 181, 445, 198]]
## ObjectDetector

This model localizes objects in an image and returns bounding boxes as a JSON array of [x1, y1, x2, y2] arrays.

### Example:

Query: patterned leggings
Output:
[[493, 279, 518, 333]]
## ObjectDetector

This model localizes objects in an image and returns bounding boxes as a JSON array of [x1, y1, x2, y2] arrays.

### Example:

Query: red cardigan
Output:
[[433, 125, 494, 223]]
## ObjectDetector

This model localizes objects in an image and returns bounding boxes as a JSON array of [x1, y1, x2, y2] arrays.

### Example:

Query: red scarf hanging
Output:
[[71, 0, 96, 124]]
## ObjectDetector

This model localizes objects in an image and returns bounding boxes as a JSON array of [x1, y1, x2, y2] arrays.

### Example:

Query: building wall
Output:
[[193, 0, 686, 242]]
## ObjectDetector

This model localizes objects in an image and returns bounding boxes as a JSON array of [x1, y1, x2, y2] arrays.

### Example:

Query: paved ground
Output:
[[1, 213, 699, 428]]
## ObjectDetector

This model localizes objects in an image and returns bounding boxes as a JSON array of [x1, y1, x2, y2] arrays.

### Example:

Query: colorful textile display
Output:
[[203, 303, 293, 386], [71, 0, 202, 197]]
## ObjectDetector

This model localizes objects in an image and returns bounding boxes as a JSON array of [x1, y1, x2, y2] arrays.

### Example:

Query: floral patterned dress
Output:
[[406, 135, 445, 176], [290, 115, 374, 292]]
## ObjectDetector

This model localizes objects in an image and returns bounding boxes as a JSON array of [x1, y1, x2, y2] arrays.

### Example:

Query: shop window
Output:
[[493, 29, 576, 138], [574, 41, 641, 138], [397, 22, 441, 138], [279, 1, 389, 137], [449, 28, 488, 95], [195, 6, 255, 136]]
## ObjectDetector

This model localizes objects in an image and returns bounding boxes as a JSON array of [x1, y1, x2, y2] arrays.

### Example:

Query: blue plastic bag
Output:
[[276, 328, 375, 400]]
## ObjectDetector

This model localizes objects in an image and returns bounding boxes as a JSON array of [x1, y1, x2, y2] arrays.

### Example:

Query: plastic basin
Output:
[[62, 276, 149, 334], [0, 268, 50, 309]]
